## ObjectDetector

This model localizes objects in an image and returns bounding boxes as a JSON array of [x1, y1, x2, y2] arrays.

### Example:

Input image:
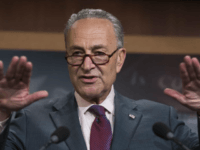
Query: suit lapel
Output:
[[111, 92, 143, 150], [48, 91, 142, 150], [49, 92, 87, 150]]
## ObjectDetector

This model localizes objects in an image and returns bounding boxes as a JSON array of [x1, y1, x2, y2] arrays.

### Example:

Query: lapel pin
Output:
[[129, 114, 135, 119]]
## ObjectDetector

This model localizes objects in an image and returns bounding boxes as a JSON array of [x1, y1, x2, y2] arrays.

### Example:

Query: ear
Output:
[[116, 48, 126, 73]]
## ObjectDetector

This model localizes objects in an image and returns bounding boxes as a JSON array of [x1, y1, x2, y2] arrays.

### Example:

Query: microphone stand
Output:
[[39, 141, 52, 150], [172, 138, 191, 150]]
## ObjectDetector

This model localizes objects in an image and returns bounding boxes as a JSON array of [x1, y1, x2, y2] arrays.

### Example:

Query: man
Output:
[[0, 9, 200, 150]]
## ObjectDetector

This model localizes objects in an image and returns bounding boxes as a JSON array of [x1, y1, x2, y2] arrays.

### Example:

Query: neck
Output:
[[83, 89, 111, 104], [75, 86, 113, 106]]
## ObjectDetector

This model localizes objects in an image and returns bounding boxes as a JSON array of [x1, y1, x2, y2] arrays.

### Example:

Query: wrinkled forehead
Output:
[[66, 18, 117, 49], [71, 18, 114, 33]]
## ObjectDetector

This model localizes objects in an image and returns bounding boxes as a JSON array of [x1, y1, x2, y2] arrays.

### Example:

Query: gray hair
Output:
[[64, 9, 124, 49]]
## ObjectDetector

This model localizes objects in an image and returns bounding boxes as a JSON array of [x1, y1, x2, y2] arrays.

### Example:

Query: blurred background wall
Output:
[[0, 0, 200, 132]]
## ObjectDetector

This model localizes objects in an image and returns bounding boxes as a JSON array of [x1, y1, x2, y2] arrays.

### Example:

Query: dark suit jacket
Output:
[[0, 91, 199, 150]]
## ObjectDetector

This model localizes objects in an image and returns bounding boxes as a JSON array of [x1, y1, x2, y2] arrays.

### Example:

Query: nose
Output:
[[81, 55, 95, 71]]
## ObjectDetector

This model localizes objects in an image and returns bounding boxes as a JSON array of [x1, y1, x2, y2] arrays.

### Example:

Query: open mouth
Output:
[[80, 76, 98, 83], [82, 76, 96, 79]]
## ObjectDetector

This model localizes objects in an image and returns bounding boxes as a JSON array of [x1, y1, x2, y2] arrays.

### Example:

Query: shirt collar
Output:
[[75, 85, 115, 115]]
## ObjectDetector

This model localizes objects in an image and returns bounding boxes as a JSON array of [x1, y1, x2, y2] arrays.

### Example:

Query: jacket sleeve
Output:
[[169, 106, 199, 150], [197, 113, 200, 148], [0, 117, 11, 150], [0, 111, 26, 150]]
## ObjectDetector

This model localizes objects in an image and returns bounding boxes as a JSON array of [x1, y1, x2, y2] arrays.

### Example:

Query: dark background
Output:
[[1, 50, 199, 133]]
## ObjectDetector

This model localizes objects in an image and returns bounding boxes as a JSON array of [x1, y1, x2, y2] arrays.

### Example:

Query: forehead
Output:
[[66, 18, 117, 49]]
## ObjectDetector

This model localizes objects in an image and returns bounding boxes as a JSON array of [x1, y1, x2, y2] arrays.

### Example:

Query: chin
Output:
[[79, 85, 103, 99]]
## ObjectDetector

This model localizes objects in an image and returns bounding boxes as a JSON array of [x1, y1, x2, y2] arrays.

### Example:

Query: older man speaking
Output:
[[0, 9, 200, 150]]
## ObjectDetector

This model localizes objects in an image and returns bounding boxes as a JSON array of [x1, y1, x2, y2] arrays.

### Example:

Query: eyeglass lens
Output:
[[68, 55, 108, 65]]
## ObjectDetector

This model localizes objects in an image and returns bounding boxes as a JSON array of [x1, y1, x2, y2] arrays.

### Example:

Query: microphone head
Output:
[[51, 126, 70, 143], [152, 122, 174, 140]]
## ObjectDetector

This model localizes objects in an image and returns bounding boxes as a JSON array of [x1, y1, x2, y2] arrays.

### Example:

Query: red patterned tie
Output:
[[89, 105, 112, 150]]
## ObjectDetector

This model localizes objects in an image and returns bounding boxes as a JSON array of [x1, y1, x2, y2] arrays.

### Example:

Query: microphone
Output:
[[152, 122, 191, 150], [39, 126, 70, 150]]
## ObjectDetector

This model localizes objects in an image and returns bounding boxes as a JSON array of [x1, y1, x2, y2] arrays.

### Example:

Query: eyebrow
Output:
[[69, 44, 108, 52], [90, 45, 108, 51], [69, 45, 84, 51]]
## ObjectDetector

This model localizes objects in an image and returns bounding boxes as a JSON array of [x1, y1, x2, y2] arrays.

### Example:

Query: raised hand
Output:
[[164, 55, 200, 113], [0, 56, 48, 120]]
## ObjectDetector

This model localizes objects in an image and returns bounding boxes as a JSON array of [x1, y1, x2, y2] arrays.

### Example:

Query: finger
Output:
[[185, 99, 200, 106], [6, 56, 19, 81], [184, 55, 196, 80], [25, 90, 49, 106], [192, 57, 200, 80], [179, 62, 190, 87], [14, 56, 27, 81], [182, 99, 200, 112], [21, 62, 33, 85], [164, 88, 186, 104], [0, 60, 4, 80], [0, 91, 48, 111]]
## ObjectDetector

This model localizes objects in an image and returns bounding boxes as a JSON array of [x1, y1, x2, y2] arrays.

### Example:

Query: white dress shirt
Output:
[[75, 85, 115, 150]]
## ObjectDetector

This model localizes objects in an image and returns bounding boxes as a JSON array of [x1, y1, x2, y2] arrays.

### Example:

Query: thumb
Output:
[[26, 90, 49, 105], [164, 88, 186, 104]]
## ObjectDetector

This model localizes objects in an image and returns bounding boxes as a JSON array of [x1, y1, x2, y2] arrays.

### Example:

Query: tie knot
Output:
[[88, 105, 105, 117]]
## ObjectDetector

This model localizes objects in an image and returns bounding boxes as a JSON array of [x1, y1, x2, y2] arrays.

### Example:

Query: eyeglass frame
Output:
[[65, 48, 120, 66]]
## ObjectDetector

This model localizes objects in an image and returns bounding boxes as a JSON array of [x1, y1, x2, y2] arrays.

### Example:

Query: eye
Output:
[[94, 51, 106, 56], [72, 51, 84, 56]]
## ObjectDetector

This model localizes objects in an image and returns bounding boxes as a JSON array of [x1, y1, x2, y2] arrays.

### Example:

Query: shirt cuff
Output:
[[0, 117, 10, 133]]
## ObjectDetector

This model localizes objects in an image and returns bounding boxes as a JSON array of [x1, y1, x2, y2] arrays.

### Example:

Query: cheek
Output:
[[68, 66, 79, 81], [101, 64, 117, 84]]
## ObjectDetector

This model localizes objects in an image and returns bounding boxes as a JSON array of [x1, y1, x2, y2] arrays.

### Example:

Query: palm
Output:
[[184, 81, 200, 99], [0, 79, 29, 111], [0, 56, 48, 112], [164, 56, 200, 112]]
